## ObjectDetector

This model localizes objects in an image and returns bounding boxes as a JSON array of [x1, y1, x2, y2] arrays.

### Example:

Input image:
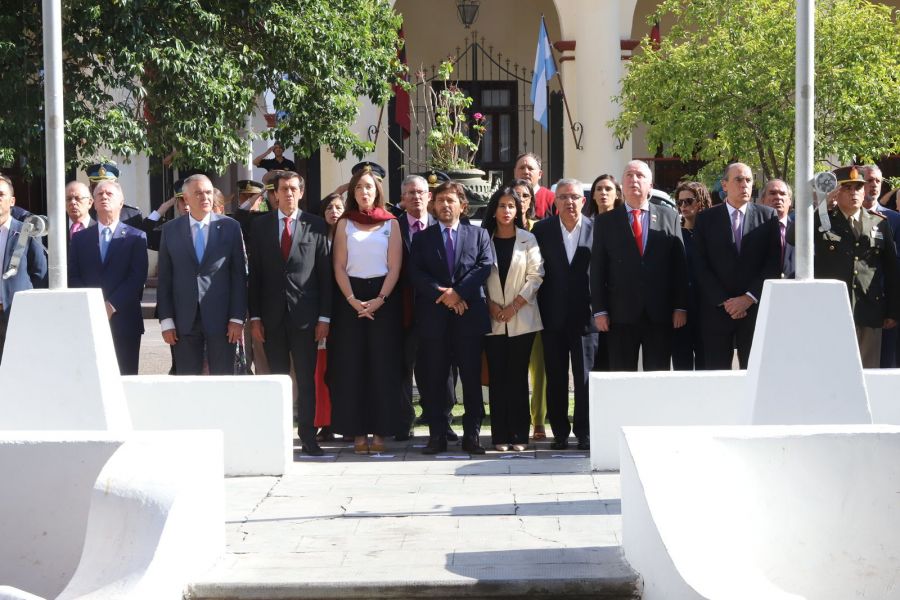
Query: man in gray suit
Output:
[[157, 174, 247, 375]]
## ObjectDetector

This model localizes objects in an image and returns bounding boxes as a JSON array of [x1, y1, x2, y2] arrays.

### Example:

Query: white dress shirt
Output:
[[558, 215, 582, 264]]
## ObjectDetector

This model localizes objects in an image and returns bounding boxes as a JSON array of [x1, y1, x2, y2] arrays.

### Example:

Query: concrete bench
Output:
[[620, 425, 900, 600], [0, 431, 223, 599], [123, 375, 293, 477]]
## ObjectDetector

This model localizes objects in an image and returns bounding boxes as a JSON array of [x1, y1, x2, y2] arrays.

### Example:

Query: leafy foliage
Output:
[[610, 0, 900, 182], [0, 0, 402, 176]]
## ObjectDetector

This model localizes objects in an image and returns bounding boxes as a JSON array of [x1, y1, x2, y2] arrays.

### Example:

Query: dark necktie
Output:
[[444, 228, 455, 274]]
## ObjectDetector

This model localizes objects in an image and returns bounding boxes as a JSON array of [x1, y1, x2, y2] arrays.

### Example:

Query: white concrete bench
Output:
[[0, 431, 223, 599], [123, 375, 293, 477], [590, 370, 900, 470], [620, 425, 900, 600]]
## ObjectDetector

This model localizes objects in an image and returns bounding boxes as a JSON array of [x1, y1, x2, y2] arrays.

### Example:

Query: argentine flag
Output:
[[530, 18, 557, 130]]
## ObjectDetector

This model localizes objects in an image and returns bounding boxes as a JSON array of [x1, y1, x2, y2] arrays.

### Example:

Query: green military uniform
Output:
[[813, 207, 900, 328]]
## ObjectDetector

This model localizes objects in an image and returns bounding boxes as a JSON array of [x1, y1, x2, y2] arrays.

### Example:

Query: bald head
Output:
[[65, 181, 93, 223], [722, 163, 754, 207]]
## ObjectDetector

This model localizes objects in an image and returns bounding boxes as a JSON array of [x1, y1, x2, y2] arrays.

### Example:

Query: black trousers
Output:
[[264, 317, 318, 445], [701, 307, 757, 370], [607, 313, 672, 372], [328, 276, 402, 438], [173, 311, 235, 376], [541, 328, 598, 441], [485, 332, 535, 445], [672, 312, 704, 370], [399, 326, 454, 435], [418, 331, 484, 439]]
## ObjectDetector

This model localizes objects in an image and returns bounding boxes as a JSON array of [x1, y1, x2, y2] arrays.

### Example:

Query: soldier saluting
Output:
[[791, 165, 900, 367]]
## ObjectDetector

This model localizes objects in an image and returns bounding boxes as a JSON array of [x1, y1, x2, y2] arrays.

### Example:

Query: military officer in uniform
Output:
[[793, 165, 900, 367]]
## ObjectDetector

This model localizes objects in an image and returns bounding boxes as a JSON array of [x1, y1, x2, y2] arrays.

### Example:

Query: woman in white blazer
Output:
[[482, 187, 544, 452]]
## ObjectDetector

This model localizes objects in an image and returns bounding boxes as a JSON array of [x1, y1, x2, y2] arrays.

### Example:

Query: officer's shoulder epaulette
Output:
[[867, 209, 887, 220]]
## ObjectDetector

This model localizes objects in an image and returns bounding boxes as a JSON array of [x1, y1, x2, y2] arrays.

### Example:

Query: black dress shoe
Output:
[[462, 435, 486, 455], [422, 436, 447, 455], [301, 442, 325, 456], [577, 436, 591, 451], [394, 431, 414, 442], [550, 438, 569, 450], [445, 427, 459, 442]]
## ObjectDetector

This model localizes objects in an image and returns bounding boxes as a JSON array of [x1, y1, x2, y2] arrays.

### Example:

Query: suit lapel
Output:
[[289, 212, 308, 263], [4, 221, 20, 271], [203, 215, 223, 267], [103, 223, 129, 268], [454, 224, 468, 274]]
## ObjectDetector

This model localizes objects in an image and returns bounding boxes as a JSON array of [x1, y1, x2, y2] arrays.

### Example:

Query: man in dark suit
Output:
[[0, 175, 48, 361], [248, 171, 332, 456], [532, 179, 598, 451], [410, 181, 493, 455], [693, 162, 781, 369], [69, 180, 148, 375], [157, 174, 247, 375], [758, 179, 795, 279], [65, 181, 95, 241], [395, 174, 457, 442], [86, 163, 144, 228], [591, 160, 688, 371]]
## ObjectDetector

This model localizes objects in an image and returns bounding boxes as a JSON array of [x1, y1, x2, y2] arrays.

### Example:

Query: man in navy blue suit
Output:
[[157, 174, 247, 375], [409, 181, 493, 455], [0, 175, 48, 361], [69, 180, 148, 375]]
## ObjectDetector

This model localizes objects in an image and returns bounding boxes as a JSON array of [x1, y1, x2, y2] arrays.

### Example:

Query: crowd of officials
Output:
[[0, 153, 898, 457]]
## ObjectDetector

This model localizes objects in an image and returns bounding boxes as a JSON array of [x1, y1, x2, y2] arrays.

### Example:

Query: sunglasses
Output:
[[676, 197, 696, 207]]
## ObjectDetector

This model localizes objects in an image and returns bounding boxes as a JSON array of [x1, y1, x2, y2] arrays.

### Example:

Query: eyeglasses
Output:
[[66, 196, 91, 203], [556, 194, 583, 202], [676, 197, 696, 207]]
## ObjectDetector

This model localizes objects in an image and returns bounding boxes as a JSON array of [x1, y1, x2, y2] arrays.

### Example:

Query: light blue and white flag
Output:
[[530, 17, 557, 130]]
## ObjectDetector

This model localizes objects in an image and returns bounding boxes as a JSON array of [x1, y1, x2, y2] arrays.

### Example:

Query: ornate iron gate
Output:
[[387, 31, 563, 202]]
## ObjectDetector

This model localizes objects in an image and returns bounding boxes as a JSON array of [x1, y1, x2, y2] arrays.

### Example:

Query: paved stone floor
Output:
[[187, 440, 637, 599], [139, 314, 639, 598]]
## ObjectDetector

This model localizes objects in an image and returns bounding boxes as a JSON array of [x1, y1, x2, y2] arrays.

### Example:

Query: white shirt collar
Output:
[[725, 201, 748, 216], [558, 214, 582, 234], [189, 212, 212, 228], [278, 209, 299, 221], [98, 220, 119, 234], [625, 200, 650, 212], [0, 218, 10, 233], [440, 221, 459, 234]]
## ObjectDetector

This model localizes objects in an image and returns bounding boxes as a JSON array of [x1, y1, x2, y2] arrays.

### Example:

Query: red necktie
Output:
[[631, 209, 644, 256], [281, 217, 292, 261]]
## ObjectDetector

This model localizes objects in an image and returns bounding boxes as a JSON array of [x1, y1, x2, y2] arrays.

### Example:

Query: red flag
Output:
[[650, 21, 661, 50], [394, 28, 411, 139]]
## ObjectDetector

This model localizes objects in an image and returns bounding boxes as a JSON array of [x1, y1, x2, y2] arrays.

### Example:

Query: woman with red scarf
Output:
[[328, 165, 403, 455]]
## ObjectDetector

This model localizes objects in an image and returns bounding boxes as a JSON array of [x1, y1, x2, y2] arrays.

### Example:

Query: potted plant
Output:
[[411, 61, 497, 215]]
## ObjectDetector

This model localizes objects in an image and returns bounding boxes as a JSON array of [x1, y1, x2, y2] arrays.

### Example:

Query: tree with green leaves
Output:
[[610, 0, 900, 183], [0, 0, 402, 176]]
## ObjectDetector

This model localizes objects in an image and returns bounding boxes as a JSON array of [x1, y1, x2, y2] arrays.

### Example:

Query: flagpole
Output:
[[42, 0, 66, 289], [541, 15, 583, 150]]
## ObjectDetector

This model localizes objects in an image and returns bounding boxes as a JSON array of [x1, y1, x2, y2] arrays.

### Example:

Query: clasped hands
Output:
[[436, 287, 468, 315], [722, 294, 755, 320], [489, 298, 521, 323], [348, 296, 386, 320]]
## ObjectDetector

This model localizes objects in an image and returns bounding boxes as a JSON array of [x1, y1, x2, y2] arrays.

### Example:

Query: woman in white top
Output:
[[329, 166, 403, 455], [482, 187, 544, 452]]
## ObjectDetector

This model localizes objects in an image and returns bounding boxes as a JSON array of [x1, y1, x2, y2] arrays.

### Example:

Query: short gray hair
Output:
[[862, 164, 883, 178], [93, 179, 124, 198], [183, 174, 211, 191], [760, 178, 793, 200], [555, 178, 583, 193], [401, 175, 428, 191]]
